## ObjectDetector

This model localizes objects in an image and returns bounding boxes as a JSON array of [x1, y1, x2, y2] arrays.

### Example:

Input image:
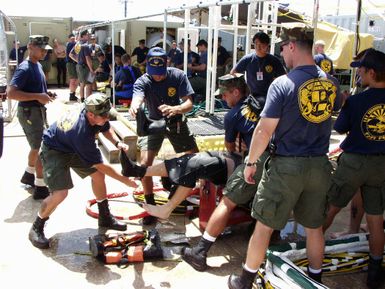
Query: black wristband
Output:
[[115, 140, 120, 147], [246, 162, 257, 167]]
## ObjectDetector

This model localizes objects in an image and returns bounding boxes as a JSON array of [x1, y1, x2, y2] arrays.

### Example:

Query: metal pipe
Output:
[[163, 11, 168, 51]]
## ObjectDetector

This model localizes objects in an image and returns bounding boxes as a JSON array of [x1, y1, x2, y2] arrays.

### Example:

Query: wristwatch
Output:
[[246, 162, 257, 167]]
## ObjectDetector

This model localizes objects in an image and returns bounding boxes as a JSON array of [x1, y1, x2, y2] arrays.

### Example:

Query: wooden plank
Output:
[[110, 120, 138, 161], [98, 133, 119, 163]]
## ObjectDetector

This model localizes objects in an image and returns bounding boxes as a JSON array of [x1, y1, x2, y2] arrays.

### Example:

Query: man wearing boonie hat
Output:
[[7, 35, 56, 200], [129, 46, 198, 225], [228, 23, 341, 288], [314, 39, 334, 75], [28, 93, 138, 250], [324, 48, 385, 289]]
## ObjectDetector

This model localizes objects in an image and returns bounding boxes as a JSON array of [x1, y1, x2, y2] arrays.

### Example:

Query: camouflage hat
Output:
[[214, 73, 245, 96], [29, 35, 53, 50], [277, 23, 314, 44], [84, 93, 112, 117]]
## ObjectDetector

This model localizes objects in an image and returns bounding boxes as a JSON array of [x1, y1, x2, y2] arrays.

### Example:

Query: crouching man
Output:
[[29, 93, 137, 249]]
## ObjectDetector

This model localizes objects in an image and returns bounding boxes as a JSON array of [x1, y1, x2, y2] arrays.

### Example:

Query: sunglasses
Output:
[[280, 41, 290, 52]]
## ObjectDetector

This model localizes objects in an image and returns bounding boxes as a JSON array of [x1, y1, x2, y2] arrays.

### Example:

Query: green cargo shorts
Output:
[[251, 155, 332, 230], [40, 143, 97, 192], [137, 121, 198, 153], [223, 151, 269, 205], [17, 106, 47, 149], [328, 152, 385, 215], [76, 64, 91, 84], [66, 62, 77, 79]]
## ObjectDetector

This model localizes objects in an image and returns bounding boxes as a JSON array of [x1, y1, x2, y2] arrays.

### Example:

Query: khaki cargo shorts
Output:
[[40, 143, 97, 192], [251, 155, 332, 230], [66, 62, 77, 79], [328, 152, 385, 215], [223, 151, 269, 205], [76, 64, 91, 84]]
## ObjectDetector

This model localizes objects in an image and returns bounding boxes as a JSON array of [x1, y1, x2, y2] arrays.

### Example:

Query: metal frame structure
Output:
[[0, 10, 17, 122]]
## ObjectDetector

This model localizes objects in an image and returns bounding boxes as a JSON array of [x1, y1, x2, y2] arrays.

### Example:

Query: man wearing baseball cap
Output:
[[228, 23, 341, 288], [129, 46, 198, 225], [28, 93, 137, 249], [7, 35, 55, 200], [324, 48, 385, 289]]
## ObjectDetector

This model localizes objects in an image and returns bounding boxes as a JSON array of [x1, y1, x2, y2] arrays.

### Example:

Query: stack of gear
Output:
[[89, 229, 163, 265]]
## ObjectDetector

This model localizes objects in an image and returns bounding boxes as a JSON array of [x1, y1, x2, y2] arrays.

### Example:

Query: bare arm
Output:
[[93, 163, 137, 187], [7, 85, 53, 105], [158, 95, 193, 117], [102, 127, 128, 150], [128, 95, 144, 118], [244, 117, 279, 184], [225, 141, 236, 153]]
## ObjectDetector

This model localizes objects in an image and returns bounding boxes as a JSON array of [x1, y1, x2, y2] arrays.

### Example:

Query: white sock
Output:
[[96, 198, 106, 203], [26, 166, 35, 174], [203, 231, 217, 242], [243, 263, 258, 273], [34, 178, 46, 187], [308, 267, 322, 274]]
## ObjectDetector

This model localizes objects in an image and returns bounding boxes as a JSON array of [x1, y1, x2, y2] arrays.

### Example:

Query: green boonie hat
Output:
[[214, 73, 245, 96], [277, 22, 314, 44], [84, 93, 113, 116], [29, 35, 53, 50]]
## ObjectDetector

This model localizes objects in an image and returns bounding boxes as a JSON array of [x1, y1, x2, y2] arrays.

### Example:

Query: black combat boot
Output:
[[69, 92, 77, 102], [29, 216, 50, 249], [367, 256, 384, 289], [20, 171, 34, 187], [228, 267, 257, 289], [182, 237, 213, 271], [307, 267, 322, 283], [120, 150, 147, 178], [33, 186, 50, 200], [98, 199, 127, 231], [142, 194, 157, 225]]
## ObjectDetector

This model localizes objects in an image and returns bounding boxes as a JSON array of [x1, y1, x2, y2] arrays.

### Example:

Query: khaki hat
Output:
[[277, 23, 314, 44], [214, 73, 245, 96], [84, 93, 113, 117], [29, 35, 53, 50]]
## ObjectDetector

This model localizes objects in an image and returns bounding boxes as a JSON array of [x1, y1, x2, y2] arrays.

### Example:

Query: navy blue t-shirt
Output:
[[71, 40, 91, 65], [224, 98, 258, 149], [314, 53, 334, 75], [132, 46, 149, 64], [168, 47, 181, 65], [217, 46, 230, 66], [133, 67, 194, 120], [334, 88, 385, 154], [10, 60, 47, 108], [234, 53, 286, 97], [43, 108, 109, 167], [66, 41, 76, 63], [262, 65, 341, 156], [197, 51, 208, 78]]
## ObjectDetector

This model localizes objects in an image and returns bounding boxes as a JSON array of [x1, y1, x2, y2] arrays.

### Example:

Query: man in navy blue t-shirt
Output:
[[129, 47, 199, 225], [7, 35, 54, 200], [28, 93, 137, 249], [229, 24, 341, 288], [324, 49, 385, 289], [231, 31, 286, 99]]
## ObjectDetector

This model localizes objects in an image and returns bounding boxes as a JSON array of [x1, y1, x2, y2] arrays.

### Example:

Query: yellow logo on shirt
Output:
[[168, 87, 176, 97], [57, 106, 80, 131], [74, 43, 81, 55], [241, 106, 259, 122], [361, 104, 385, 141], [265, 65, 273, 73], [298, 78, 337, 123], [320, 59, 332, 73]]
